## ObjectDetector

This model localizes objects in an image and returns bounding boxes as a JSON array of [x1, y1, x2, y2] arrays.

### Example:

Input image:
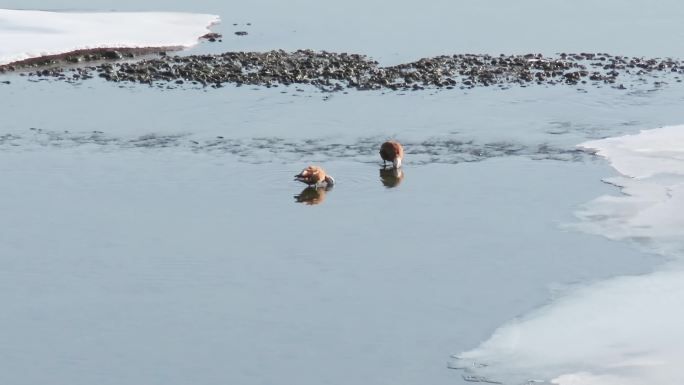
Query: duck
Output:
[[379, 140, 404, 168], [294, 165, 335, 187]]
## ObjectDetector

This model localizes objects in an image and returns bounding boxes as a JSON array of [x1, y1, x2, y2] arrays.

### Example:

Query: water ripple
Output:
[[0, 129, 589, 164]]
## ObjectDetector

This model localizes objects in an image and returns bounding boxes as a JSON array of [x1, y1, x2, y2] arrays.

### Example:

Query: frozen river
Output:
[[1, 1, 684, 384]]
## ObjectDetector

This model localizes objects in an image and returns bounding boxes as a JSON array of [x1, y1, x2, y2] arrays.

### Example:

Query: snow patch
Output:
[[0, 9, 219, 65]]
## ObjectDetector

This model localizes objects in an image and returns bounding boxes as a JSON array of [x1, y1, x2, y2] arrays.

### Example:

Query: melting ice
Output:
[[451, 124, 684, 385]]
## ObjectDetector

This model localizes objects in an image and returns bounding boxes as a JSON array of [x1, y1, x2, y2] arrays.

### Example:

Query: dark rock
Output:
[[102, 50, 123, 60], [4, 49, 682, 93], [201, 32, 223, 42]]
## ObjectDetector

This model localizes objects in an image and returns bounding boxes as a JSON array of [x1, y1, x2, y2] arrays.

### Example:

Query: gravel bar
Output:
[[2, 49, 682, 91]]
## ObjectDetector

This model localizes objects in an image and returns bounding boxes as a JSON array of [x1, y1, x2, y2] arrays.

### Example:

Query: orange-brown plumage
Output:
[[379, 140, 404, 168], [294, 165, 335, 186]]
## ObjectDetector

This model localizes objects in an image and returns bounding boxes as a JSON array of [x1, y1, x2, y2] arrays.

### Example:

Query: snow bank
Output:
[[450, 125, 684, 384], [0, 9, 219, 66]]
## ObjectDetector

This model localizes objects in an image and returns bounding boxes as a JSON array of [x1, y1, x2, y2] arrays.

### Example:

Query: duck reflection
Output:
[[294, 186, 331, 205], [379, 167, 405, 188]]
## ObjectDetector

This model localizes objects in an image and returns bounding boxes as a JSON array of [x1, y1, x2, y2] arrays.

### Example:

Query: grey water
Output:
[[2, 1, 684, 384]]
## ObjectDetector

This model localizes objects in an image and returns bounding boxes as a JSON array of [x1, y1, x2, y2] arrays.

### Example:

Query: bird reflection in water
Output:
[[294, 186, 331, 205], [379, 167, 405, 188]]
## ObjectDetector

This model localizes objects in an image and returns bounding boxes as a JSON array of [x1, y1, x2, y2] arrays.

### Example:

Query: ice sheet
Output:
[[578, 125, 684, 258], [451, 125, 684, 384], [0, 9, 219, 65]]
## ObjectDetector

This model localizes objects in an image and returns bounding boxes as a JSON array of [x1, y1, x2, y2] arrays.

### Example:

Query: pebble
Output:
[[3, 50, 683, 92], [201, 32, 223, 42]]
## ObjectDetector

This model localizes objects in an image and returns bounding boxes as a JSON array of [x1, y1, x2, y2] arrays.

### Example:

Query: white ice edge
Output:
[[452, 125, 684, 385], [0, 9, 220, 66]]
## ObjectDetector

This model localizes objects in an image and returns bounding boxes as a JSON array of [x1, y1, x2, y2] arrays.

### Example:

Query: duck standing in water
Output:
[[379, 140, 404, 168], [294, 165, 335, 187]]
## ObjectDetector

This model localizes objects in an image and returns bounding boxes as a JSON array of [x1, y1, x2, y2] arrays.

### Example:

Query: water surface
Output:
[[2, 1, 684, 384]]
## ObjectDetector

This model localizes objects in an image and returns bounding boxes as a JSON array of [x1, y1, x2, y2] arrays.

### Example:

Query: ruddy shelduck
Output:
[[294, 165, 335, 187], [379, 140, 404, 168]]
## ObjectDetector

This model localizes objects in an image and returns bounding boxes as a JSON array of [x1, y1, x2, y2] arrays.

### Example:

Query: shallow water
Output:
[[0, 151, 656, 385], [0, 75, 674, 385], [2, 1, 684, 384]]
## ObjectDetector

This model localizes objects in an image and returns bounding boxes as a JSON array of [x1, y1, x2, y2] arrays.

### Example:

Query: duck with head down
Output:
[[294, 165, 335, 187], [379, 140, 404, 168]]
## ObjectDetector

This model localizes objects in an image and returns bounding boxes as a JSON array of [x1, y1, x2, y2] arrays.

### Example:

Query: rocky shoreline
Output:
[[2, 49, 682, 91]]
